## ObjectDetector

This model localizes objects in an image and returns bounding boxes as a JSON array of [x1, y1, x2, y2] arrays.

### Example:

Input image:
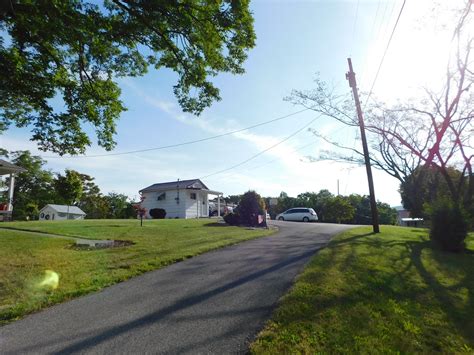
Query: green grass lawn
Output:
[[251, 226, 474, 354], [0, 219, 274, 325]]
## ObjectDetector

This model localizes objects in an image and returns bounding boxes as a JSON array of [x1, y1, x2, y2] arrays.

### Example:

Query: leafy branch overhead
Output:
[[0, 1, 256, 154]]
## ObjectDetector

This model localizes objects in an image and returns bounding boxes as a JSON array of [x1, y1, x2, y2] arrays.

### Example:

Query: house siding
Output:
[[141, 189, 187, 218], [185, 191, 209, 218], [141, 189, 209, 219], [39, 207, 84, 221]]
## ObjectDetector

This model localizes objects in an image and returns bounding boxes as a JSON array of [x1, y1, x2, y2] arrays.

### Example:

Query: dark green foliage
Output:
[[104, 192, 133, 219], [149, 208, 166, 219], [3, 149, 136, 220], [323, 196, 355, 224], [429, 200, 468, 252], [223, 212, 240, 226], [273, 190, 396, 225], [347, 194, 397, 225], [237, 190, 265, 227], [53, 169, 83, 205], [4, 150, 56, 220], [400, 166, 462, 218], [377, 201, 398, 225], [0, 1, 255, 154], [77, 173, 109, 219]]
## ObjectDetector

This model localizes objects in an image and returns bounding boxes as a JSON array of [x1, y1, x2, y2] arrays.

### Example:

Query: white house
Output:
[[139, 179, 222, 219], [39, 204, 86, 221]]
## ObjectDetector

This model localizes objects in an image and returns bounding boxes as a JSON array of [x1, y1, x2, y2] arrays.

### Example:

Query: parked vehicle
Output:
[[276, 207, 318, 222], [208, 202, 235, 216]]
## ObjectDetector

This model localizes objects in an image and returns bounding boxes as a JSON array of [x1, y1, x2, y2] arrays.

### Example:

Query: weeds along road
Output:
[[0, 221, 354, 354]]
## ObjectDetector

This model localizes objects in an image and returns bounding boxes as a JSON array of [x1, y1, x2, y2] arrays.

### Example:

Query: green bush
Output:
[[237, 190, 265, 227], [429, 200, 468, 252], [223, 212, 240, 226], [149, 208, 166, 219]]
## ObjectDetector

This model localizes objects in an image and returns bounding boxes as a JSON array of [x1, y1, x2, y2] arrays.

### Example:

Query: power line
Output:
[[359, 0, 383, 88], [207, 140, 319, 181], [364, 0, 407, 107], [350, 0, 361, 55], [42, 108, 311, 159], [199, 114, 322, 180]]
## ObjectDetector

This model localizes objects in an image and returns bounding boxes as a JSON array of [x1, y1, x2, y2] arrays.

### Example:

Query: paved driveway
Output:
[[0, 221, 354, 354]]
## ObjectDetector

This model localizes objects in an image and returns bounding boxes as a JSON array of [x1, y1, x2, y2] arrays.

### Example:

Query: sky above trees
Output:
[[3, 0, 464, 206]]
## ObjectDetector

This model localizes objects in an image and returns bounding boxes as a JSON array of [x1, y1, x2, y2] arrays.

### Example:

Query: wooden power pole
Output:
[[346, 58, 380, 233]]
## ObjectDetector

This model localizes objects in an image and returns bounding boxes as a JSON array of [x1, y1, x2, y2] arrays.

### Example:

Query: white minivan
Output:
[[276, 208, 318, 222]]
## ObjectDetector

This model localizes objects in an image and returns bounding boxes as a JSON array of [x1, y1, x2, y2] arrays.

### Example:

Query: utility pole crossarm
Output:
[[346, 58, 380, 233]]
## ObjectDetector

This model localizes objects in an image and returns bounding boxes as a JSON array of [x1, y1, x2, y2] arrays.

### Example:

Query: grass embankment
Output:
[[251, 226, 474, 353], [0, 219, 274, 325]]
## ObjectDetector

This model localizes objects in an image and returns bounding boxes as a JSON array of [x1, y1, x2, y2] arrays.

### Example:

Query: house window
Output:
[[40, 212, 44, 219], [157, 192, 166, 201], [58, 213, 66, 217], [190, 193, 196, 200]]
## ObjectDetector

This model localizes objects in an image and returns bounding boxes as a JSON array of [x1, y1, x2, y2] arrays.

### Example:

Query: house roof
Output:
[[41, 204, 86, 215], [0, 159, 27, 175], [140, 179, 210, 193]]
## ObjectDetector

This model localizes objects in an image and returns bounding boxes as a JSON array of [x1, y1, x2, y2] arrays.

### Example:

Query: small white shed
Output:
[[39, 204, 86, 221]]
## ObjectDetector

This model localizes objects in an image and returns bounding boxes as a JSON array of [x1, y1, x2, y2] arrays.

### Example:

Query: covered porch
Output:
[[206, 189, 224, 218], [0, 159, 26, 221]]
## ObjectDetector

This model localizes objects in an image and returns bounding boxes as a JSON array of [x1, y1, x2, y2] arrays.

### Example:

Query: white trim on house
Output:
[[0, 159, 26, 220]]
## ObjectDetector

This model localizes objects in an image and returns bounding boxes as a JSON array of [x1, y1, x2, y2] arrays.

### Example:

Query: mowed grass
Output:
[[251, 226, 474, 353], [0, 219, 274, 325]]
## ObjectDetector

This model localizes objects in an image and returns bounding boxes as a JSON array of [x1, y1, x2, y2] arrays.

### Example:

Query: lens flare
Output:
[[38, 270, 59, 290]]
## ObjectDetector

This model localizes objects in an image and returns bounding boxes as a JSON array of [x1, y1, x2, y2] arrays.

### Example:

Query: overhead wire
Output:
[[359, 0, 383, 89], [199, 114, 322, 180], [363, 0, 407, 108], [41, 108, 311, 159], [207, 140, 319, 181], [350, 0, 361, 55]]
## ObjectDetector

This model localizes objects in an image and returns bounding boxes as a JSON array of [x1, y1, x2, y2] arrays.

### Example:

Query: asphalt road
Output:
[[0, 221, 353, 354]]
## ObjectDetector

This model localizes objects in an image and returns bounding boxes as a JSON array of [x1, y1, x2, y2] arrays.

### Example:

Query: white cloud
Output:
[[120, 79, 402, 204]]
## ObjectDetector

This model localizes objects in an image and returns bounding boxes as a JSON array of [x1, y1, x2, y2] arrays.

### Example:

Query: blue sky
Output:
[[3, 0, 459, 205]]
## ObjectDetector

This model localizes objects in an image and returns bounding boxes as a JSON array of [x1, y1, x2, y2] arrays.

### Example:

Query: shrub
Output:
[[224, 212, 240, 226], [149, 208, 166, 219], [429, 199, 468, 252], [238, 190, 266, 227]]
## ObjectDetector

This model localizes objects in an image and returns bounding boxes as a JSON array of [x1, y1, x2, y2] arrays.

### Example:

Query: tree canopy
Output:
[[2, 150, 137, 220], [0, 1, 255, 154], [271, 190, 396, 225]]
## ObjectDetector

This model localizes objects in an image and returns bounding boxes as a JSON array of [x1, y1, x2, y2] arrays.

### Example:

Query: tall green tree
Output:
[[104, 192, 133, 219], [54, 169, 83, 205], [400, 166, 462, 218], [0, 1, 256, 154], [276, 191, 297, 214], [323, 196, 355, 224], [77, 173, 109, 219]]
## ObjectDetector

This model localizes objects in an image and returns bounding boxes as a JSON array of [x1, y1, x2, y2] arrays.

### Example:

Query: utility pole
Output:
[[346, 58, 380, 233], [337, 179, 340, 196]]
